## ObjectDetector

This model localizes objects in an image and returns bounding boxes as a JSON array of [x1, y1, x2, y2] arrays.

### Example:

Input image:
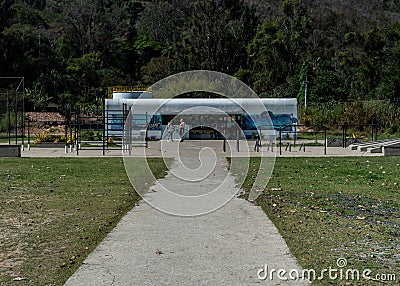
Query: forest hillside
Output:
[[1, 0, 400, 132]]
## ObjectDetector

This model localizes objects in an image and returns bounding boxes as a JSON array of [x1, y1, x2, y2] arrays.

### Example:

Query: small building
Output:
[[105, 92, 297, 140]]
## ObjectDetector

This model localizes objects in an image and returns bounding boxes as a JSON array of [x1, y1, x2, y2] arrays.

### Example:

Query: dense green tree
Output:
[[309, 68, 347, 104], [1, 0, 400, 119], [66, 52, 102, 105], [374, 23, 400, 103], [136, 0, 185, 47], [25, 81, 51, 111], [141, 56, 174, 86], [183, 0, 257, 75], [246, 0, 311, 96], [246, 21, 282, 94], [59, 0, 127, 58], [0, 1, 47, 78]]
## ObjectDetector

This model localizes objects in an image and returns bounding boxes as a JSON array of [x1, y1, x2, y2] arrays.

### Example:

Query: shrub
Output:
[[298, 100, 400, 135], [34, 133, 51, 144], [34, 133, 75, 144]]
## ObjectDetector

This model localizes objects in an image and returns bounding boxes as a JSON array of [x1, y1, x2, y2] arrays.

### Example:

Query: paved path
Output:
[[20, 140, 383, 158], [64, 149, 310, 285]]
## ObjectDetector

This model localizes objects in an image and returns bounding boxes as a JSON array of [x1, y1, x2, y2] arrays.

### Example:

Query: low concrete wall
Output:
[[383, 143, 400, 156], [327, 138, 362, 147], [36, 142, 66, 148], [0, 145, 21, 157]]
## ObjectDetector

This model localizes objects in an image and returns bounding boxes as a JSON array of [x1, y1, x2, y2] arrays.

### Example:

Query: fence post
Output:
[[22, 92, 25, 147], [129, 113, 132, 156], [145, 112, 148, 148], [324, 126, 327, 155], [64, 105, 68, 151], [279, 126, 282, 155], [293, 125, 297, 147], [76, 108, 79, 156], [121, 103, 126, 155], [102, 101, 105, 156], [106, 111, 109, 151], [70, 109, 74, 150], [342, 125, 345, 148], [7, 92, 11, 145], [27, 116, 30, 150], [14, 93, 17, 145], [236, 129, 239, 152]]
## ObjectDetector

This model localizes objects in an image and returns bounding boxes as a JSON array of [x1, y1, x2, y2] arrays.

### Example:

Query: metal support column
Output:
[[236, 129, 239, 152], [342, 125, 347, 148], [324, 126, 327, 155], [102, 100, 105, 156], [279, 127, 282, 155]]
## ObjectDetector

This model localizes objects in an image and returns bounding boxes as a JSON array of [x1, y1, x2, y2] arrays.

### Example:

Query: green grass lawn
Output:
[[1, 156, 398, 285], [241, 157, 399, 285], [0, 157, 168, 285]]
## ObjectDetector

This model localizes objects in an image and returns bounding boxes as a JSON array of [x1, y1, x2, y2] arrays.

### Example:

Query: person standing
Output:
[[167, 121, 174, 141], [179, 118, 185, 142]]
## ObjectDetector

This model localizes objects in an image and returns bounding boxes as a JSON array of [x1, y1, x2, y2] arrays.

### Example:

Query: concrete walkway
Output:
[[20, 140, 383, 158], [64, 145, 310, 285]]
